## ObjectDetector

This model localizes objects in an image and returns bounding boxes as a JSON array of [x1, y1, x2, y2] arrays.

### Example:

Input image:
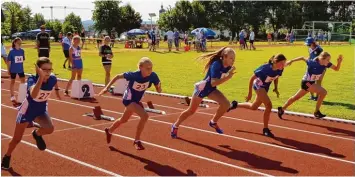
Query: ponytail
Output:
[[268, 54, 286, 64], [196, 47, 236, 72]]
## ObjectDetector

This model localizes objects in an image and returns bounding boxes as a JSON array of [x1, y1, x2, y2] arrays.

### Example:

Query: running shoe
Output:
[[133, 140, 145, 150], [263, 128, 274, 138], [1, 155, 10, 170], [171, 124, 178, 138], [314, 110, 326, 118], [277, 107, 284, 119], [209, 121, 223, 134], [105, 128, 112, 144], [32, 130, 46, 151]]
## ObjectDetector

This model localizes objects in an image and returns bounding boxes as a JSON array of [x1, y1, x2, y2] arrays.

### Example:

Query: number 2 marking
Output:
[[38, 93, 50, 100]]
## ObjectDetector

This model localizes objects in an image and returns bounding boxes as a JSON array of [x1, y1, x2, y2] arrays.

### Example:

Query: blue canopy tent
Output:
[[191, 27, 217, 47], [29, 29, 51, 32], [127, 29, 146, 36]]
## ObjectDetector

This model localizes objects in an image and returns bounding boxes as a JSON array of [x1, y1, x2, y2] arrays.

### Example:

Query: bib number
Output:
[[81, 84, 91, 97], [14, 56, 24, 63], [74, 50, 81, 57], [34, 90, 52, 102], [264, 76, 278, 83], [310, 74, 321, 81], [133, 81, 149, 91]]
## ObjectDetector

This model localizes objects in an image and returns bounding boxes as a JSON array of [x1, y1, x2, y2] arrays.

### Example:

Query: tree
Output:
[[45, 19, 62, 40], [63, 12, 83, 33], [92, 1, 142, 36], [33, 13, 45, 28], [18, 6, 32, 31], [1, 2, 22, 34]]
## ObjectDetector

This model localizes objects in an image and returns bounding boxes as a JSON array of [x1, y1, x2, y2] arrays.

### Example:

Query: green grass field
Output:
[[2, 41, 354, 120]]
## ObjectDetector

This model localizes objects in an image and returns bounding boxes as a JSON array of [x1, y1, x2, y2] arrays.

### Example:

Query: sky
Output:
[[3, 0, 179, 21]]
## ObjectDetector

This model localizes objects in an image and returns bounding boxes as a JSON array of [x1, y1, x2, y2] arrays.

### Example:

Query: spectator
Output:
[[80, 29, 86, 49], [174, 29, 180, 51], [166, 30, 174, 52], [36, 25, 50, 58], [249, 29, 256, 50]]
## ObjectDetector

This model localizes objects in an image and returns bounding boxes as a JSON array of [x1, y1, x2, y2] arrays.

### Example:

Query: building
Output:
[[159, 4, 166, 17]]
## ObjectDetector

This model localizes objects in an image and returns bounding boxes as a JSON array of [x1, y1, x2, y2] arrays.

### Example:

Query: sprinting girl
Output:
[[171, 47, 236, 138], [7, 38, 26, 103], [278, 52, 343, 119], [64, 36, 83, 95], [99, 36, 113, 86], [305, 37, 323, 101], [98, 57, 161, 150], [1, 57, 61, 170], [229, 54, 287, 138]]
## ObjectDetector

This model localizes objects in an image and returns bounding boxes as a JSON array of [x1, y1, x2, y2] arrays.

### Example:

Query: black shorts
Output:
[[63, 50, 69, 58], [301, 80, 315, 91], [10, 72, 25, 79], [38, 49, 49, 58], [250, 40, 254, 44], [102, 59, 112, 66]]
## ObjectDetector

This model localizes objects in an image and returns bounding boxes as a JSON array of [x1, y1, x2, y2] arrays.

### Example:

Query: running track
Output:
[[1, 74, 355, 176]]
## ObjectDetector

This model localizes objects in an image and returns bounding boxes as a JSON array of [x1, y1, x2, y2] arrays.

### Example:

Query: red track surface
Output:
[[1, 76, 355, 176]]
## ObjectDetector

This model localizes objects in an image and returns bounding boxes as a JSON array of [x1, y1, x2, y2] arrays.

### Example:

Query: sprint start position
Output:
[[171, 47, 237, 138], [98, 57, 161, 150], [278, 51, 343, 119], [1, 58, 61, 170]]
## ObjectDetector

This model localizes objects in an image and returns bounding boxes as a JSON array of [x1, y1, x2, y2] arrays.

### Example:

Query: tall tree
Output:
[[18, 6, 32, 31], [45, 19, 62, 40], [63, 12, 83, 32], [1, 2, 22, 34], [33, 13, 45, 28], [92, 1, 141, 35]]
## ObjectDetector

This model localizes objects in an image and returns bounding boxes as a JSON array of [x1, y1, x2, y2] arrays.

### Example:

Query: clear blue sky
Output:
[[3, 0, 179, 21]]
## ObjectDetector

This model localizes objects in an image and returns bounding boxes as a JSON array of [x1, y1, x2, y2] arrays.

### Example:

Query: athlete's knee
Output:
[[219, 100, 230, 111], [264, 102, 273, 110], [45, 126, 54, 134], [319, 89, 327, 96], [140, 113, 149, 121]]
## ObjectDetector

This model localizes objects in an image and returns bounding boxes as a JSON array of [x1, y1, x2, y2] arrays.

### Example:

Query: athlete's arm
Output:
[[98, 74, 124, 95], [30, 64, 45, 98], [154, 82, 162, 93], [68, 47, 74, 66], [98, 46, 103, 57], [54, 82, 61, 100], [273, 78, 280, 98], [210, 66, 236, 87], [286, 56, 307, 66], [329, 55, 343, 71]]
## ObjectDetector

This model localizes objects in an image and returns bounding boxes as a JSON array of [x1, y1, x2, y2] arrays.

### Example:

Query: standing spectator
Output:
[[273, 31, 278, 44], [150, 29, 156, 51], [201, 30, 207, 52], [243, 30, 248, 50], [96, 34, 103, 49], [155, 28, 160, 48], [80, 29, 86, 49], [267, 32, 272, 45], [166, 30, 174, 52], [36, 25, 50, 58], [58, 32, 63, 43], [1, 40, 9, 75], [327, 31, 331, 45], [62, 32, 72, 69], [239, 30, 245, 50], [110, 28, 117, 48], [174, 29, 180, 51], [249, 29, 256, 50]]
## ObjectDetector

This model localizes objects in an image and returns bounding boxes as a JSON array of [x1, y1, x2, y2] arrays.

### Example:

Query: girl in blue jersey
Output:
[[278, 52, 343, 119], [230, 54, 287, 138], [64, 36, 83, 95], [1, 57, 61, 170], [7, 38, 26, 103], [98, 57, 161, 150], [171, 47, 236, 138]]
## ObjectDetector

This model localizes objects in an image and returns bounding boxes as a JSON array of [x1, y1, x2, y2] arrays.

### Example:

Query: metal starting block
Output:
[[140, 101, 166, 115], [179, 96, 209, 108], [83, 106, 115, 121]]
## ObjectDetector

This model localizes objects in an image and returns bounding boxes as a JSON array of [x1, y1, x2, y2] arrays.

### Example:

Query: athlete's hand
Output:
[[245, 91, 252, 102], [227, 66, 236, 79], [337, 55, 343, 63], [35, 63, 45, 78], [273, 88, 280, 98], [106, 54, 112, 59]]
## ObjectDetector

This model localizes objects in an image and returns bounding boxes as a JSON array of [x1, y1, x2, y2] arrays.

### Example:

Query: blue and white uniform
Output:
[[62, 37, 71, 58], [122, 71, 160, 106], [16, 75, 57, 123], [194, 59, 231, 98], [71, 46, 82, 69], [8, 48, 25, 79], [1, 44, 7, 58], [253, 63, 283, 92], [301, 59, 332, 90]]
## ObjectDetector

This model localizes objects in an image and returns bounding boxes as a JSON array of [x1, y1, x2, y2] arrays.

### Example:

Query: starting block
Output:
[[179, 96, 209, 108], [71, 80, 95, 99], [83, 106, 115, 121], [139, 101, 166, 115]]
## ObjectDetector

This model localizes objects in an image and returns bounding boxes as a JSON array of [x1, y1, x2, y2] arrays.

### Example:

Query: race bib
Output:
[[255, 78, 263, 86], [14, 56, 24, 63], [74, 50, 81, 57], [264, 76, 278, 83], [132, 81, 150, 91], [33, 90, 52, 102], [310, 74, 321, 81]]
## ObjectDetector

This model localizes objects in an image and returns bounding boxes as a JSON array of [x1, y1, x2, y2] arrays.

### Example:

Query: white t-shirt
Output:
[[166, 31, 174, 40], [1, 44, 7, 57], [249, 31, 255, 40]]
